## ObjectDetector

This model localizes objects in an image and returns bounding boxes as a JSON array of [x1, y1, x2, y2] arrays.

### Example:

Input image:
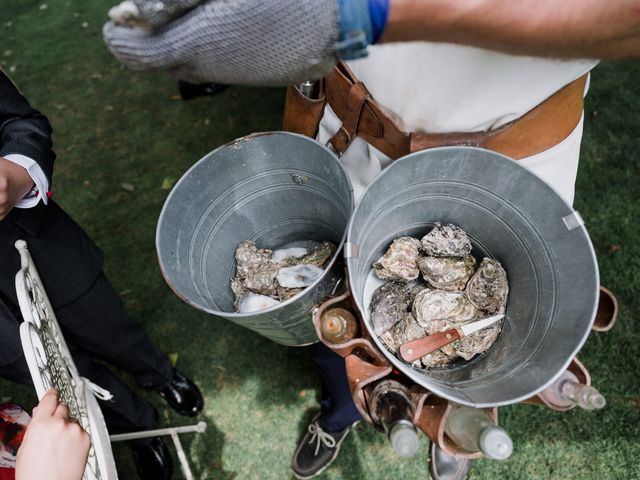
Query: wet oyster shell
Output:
[[466, 258, 509, 313], [420, 349, 454, 368], [418, 255, 476, 291], [231, 277, 247, 308], [277, 264, 324, 288], [291, 241, 336, 268], [420, 223, 472, 258], [235, 240, 273, 278], [370, 282, 413, 335], [237, 293, 281, 313], [412, 290, 477, 328], [277, 285, 305, 301], [457, 322, 501, 361], [373, 237, 421, 282], [381, 313, 427, 367], [272, 247, 308, 263], [243, 261, 280, 296]]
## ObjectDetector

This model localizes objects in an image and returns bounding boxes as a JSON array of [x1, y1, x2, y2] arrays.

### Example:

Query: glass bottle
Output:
[[539, 370, 606, 410], [319, 307, 358, 344], [369, 380, 420, 457], [444, 405, 513, 460]]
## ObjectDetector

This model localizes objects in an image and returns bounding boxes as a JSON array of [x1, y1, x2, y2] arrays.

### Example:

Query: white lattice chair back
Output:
[[14, 240, 118, 480]]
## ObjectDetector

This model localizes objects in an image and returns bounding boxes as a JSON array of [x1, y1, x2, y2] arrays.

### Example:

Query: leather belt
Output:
[[283, 61, 588, 161]]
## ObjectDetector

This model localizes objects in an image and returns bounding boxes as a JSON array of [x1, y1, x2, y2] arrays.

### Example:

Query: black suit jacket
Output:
[[0, 71, 104, 365]]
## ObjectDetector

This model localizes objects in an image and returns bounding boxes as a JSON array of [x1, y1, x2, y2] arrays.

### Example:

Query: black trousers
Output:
[[0, 272, 173, 441], [311, 342, 362, 432]]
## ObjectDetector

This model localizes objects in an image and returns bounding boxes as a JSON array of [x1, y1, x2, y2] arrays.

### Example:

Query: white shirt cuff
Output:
[[3, 153, 50, 208]]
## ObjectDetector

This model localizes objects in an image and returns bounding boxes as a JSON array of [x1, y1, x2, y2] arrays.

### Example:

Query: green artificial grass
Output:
[[2, 1, 639, 479]]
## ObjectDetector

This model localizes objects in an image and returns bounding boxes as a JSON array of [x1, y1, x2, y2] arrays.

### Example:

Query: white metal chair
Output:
[[14, 240, 205, 480]]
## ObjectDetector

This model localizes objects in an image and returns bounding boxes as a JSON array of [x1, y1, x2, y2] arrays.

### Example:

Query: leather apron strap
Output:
[[284, 61, 587, 160]]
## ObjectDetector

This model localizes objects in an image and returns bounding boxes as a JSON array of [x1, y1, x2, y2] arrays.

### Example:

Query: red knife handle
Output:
[[398, 328, 462, 363]]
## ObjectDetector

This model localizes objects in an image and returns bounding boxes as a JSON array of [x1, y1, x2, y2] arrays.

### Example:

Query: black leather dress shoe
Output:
[[178, 80, 229, 100], [132, 437, 173, 480], [158, 369, 204, 417]]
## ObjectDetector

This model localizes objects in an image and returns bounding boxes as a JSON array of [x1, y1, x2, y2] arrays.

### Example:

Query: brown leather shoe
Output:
[[429, 443, 473, 480]]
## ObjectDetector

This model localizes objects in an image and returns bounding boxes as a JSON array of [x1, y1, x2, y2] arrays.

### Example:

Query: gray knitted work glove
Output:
[[108, 0, 204, 28], [103, 0, 380, 86]]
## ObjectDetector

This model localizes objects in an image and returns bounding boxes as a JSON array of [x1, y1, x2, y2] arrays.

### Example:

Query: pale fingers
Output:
[[34, 389, 59, 418]]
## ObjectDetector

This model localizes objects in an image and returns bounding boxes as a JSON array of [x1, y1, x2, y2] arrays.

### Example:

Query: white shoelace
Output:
[[307, 421, 337, 456]]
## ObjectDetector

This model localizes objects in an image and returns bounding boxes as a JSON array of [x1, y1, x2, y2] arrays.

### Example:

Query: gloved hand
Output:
[[103, 0, 390, 86], [108, 0, 204, 28]]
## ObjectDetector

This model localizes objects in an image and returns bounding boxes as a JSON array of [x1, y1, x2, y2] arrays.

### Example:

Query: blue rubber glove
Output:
[[103, 0, 390, 86]]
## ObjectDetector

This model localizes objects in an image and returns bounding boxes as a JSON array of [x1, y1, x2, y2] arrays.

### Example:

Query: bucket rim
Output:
[[156, 131, 355, 318], [345, 145, 599, 407]]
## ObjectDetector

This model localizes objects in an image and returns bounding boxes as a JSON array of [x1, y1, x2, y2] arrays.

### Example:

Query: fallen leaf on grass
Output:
[[161, 176, 176, 190], [168, 352, 179, 367], [609, 244, 621, 253]]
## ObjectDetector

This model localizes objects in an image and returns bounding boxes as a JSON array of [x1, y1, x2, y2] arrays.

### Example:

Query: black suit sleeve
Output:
[[0, 70, 55, 183]]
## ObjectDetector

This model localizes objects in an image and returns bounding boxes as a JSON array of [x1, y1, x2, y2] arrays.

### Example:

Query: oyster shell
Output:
[[276, 264, 324, 288], [277, 285, 305, 301], [294, 241, 336, 268], [272, 247, 308, 262], [231, 277, 247, 308], [373, 237, 421, 282], [412, 290, 477, 328], [387, 314, 430, 368], [418, 255, 476, 291], [420, 223, 472, 257], [235, 240, 272, 278], [389, 314, 426, 350], [420, 349, 454, 368], [370, 282, 413, 335], [238, 293, 281, 313], [244, 261, 280, 296], [466, 258, 509, 313], [457, 322, 501, 361]]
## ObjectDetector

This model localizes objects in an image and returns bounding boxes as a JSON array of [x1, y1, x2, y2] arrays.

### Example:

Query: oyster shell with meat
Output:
[[466, 258, 509, 313], [373, 236, 422, 282], [418, 255, 476, 291], [420, 223, 472, 257]]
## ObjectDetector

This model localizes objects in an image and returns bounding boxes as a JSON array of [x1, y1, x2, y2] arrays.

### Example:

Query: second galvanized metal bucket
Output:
[[346, 147, 599, 407], [156, 132, 353, 346]]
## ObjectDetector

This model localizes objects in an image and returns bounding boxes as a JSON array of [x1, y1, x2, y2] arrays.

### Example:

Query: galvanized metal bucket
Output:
[[156, 132, 353, 346], [346, 147, 599, 407]]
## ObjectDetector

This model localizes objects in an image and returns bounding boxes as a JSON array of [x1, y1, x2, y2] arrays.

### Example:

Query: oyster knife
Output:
[[398, 314, 504, 363]]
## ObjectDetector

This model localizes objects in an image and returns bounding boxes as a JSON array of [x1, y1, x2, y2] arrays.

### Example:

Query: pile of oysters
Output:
[[370, 223, 509, 369], [231, 240, 336, 313]]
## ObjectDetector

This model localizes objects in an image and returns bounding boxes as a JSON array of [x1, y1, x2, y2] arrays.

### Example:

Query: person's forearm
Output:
[[382, 0, 640, 59]]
